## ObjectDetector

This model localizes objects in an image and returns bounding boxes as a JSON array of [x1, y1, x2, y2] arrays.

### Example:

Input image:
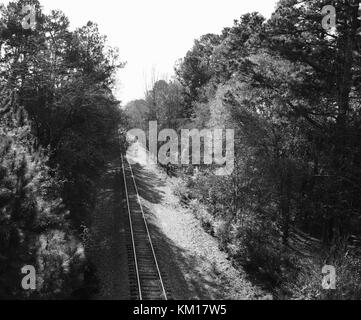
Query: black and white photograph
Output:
[[0, 0, 361, 306]]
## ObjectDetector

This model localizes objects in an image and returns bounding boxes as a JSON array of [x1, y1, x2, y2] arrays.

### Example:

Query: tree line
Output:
[[125, 0, 361, 299], [0, 0, 127, 298]]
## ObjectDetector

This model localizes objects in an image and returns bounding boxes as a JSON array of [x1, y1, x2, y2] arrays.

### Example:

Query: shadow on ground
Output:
[[130, 163, 165, 204], [131, 161, 244, 299], [87, 160, 130, 300]]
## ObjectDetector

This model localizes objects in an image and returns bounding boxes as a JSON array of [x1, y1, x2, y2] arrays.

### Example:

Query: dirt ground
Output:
[[88, 143, 266, 300], [125, 144, 266, 300], [87, 158, 130, 300]]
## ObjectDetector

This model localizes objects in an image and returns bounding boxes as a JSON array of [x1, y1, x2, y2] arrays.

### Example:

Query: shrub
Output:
[[287, 249, 361, 300], [0, 104, 85, 299]]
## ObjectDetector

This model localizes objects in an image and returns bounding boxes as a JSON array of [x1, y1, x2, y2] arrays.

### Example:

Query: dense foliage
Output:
[[0, 0, 126, 298], [126, 0, 361, 299]]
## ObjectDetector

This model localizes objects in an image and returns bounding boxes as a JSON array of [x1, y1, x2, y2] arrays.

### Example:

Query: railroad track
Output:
[[121, 154, 170, 300]]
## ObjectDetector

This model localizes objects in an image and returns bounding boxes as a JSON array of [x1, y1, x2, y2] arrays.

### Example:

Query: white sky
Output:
[[5, 0, 277, 104]]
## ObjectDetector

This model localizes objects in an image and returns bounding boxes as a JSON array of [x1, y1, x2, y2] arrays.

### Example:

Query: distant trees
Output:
[[126, 79, 184, 131], [124, 99, 150, 131]]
